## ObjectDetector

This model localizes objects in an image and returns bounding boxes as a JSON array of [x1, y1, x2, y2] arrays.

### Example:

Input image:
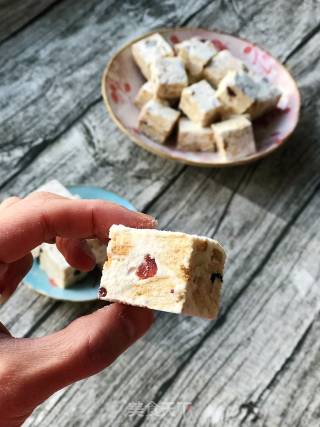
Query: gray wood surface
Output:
[[0, 0, 320, 426]]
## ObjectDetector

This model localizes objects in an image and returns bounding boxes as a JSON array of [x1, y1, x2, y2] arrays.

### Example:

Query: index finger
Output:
[[0, 193, 156, 263]]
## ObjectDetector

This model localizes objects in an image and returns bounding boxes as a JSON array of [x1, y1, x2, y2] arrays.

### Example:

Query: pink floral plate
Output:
[[102, 28, 300, 167]]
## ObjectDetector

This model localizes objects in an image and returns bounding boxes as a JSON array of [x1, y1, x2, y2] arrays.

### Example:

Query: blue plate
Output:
[[23, 186, 136, 302]]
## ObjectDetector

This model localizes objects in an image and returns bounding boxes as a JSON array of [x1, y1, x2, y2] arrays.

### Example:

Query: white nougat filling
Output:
[[99, 225, 226, 319]]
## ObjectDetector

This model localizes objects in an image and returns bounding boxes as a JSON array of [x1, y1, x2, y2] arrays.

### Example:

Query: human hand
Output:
[[0, 192, 155, 427]]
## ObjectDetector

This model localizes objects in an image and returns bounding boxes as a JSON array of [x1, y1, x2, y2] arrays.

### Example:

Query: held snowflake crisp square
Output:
[[99, 225, 226, 319]]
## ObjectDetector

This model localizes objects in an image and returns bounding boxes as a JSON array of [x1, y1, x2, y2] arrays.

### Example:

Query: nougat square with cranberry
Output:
[[99, 225, 226, 319]]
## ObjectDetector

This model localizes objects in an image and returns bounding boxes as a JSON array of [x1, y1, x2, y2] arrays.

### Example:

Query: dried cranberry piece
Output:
[[124, 82, 131, 93], [136, 255, 157, 279], [170, 34, 179, 44], [99, 287, 107, 298], [49, 278, 57, 287]]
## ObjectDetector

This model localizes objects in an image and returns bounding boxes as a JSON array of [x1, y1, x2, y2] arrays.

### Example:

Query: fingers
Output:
[[0, 196, 21, 210], [0, 254, 33, 303], [56, 238, 96, 272], [0, 193, 156, 264], [10, 304, 153, 405]]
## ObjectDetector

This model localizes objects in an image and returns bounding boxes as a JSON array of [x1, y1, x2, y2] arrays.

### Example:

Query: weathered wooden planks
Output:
[[0, 0, 210, 189], [146, 194, 320, 427], [0, 0, 212, 338], [0, 0, 59, 43], [0, 105, 185, 338], [255, 313, 320, 427]]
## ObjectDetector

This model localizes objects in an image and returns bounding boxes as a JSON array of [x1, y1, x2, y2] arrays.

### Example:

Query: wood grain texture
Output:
[[0, 0, 59, 43], [0, 0, 210, 190], [0, 0, 319, 426], [0, 103, 185, 337]]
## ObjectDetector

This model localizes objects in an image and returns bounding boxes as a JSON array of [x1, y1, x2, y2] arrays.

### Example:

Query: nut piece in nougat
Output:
[[131, 33, 174, 79], [204, 50, 247, 87], [212, 115, 256, 160], [175, 37, 217, 80], [99, 225, 226, 319], [151, 57, 188, 99], [177, 117, 215, 152], [134, 81, 154, 109], [179, 80, 222, 126], [138, 99, 180, 143]]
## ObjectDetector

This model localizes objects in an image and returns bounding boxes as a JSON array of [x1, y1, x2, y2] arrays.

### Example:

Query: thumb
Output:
[[5, 304, 153, 412]]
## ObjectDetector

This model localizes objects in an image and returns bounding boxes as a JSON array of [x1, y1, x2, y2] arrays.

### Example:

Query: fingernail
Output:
[[138, 213, 158, 228], [0, 263, 8, 305], [150, 217, 158, 227], [0, 293, 6, 305]]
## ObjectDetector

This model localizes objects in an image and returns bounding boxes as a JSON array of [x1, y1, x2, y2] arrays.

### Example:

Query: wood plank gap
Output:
[[238, 320, 314, 426], [23, 301, 61, 338], [133, 177, 320, 423], [214, 178, 320, 329], [294, 388, 319, 427], [180, 0, 214, 26], [190, 356, 249, 427], [284, 21, 320, 63], [212, 167, 253, 236], [0, 97, 101, 193], [230, 0, 246, 23], [0, 0, 64, 47], [142, 166, 188, 214]]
